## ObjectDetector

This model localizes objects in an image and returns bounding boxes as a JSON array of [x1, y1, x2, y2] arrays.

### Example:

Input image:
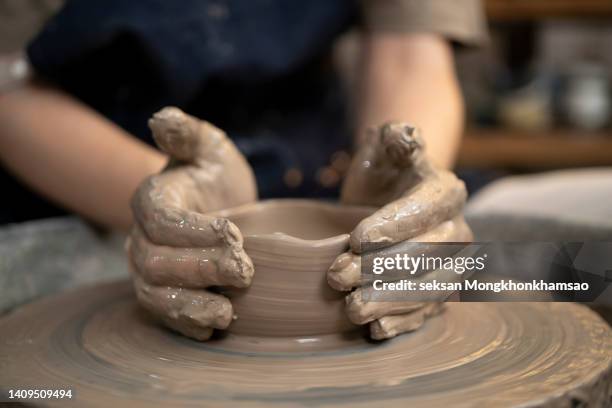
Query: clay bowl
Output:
[[209, 199, 374, 339]]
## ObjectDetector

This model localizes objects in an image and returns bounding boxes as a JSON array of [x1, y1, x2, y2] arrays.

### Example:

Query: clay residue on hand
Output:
[[331, 122, 473, 340], [130, 110, 471, 343], [328, 216, 472, 291], [129, 107, 257, 341]]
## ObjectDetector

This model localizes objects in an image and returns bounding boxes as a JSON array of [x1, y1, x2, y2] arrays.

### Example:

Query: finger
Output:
[[378, 122, 426, 169], [370, 303, 444, 340], [345, 268, 463, 324], [328, 252, 360, 291], [350, 171, 467, 253], [328, 216, 472, 291], [132, 275, 234, 341], [414, 215, 473, 243], [132, 173, 244, 248], [345, 288, 425, 325], [129, 225, 254, 288], [149, 107, 227, 163], [341, 123, 428, 207]]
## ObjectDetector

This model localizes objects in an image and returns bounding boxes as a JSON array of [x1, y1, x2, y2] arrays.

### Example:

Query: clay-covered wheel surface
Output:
[[0, 281, 610, 407]]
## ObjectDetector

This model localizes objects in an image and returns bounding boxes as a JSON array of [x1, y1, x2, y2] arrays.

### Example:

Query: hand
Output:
[[328, 123, 472, 340], [126, 107, 257, 340]]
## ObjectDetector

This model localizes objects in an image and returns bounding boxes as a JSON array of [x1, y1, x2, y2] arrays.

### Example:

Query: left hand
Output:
[[327, 123, 472, 340]]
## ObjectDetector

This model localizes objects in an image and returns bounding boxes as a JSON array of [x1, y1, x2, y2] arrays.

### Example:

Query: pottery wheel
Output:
[[1, 281, 610, 407]]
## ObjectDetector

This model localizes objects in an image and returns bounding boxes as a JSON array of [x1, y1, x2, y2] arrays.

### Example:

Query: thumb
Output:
[[341, 122, 427, 206], [148, 107, 226, 163], [376, 122, 425, 169]]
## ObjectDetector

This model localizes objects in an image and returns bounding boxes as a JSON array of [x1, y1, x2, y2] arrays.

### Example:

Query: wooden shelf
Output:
[[457, 129, 612, 169], [486, 0, 612, 20]]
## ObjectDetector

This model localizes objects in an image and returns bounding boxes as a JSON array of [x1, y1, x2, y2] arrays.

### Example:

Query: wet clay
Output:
[[208, 199, 375, 337], [128, 110, 471, 342], [1, 281, 610, 407]]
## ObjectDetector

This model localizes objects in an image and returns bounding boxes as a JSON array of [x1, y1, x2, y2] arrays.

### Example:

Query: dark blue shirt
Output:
[[1, 0, 359, 224]]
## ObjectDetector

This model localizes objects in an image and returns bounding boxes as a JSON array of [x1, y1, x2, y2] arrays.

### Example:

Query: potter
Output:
[[127, 107, 472, 341], [1, 114, 611, 408]]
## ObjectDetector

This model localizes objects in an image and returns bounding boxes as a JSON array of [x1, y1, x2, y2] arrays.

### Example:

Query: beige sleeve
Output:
[[0, 0, 64, 54], [360, 0, 489, 47]]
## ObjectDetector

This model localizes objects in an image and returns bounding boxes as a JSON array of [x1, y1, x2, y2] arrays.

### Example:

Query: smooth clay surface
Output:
[[1, 281, 610, 407], [209, 199, 374, 339]]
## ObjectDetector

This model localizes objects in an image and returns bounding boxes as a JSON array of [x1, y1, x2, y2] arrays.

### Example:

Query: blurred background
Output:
[[457, 0, 612, 190], [2, 0, 612, 191]]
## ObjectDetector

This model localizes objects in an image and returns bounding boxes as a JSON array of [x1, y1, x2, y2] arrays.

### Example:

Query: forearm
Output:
[[0, 82, 166, 230], [356, 33, 464, 169]]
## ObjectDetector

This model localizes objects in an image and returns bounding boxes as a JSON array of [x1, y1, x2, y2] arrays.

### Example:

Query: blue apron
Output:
[[1, 0, 359, 223], [35, 0, 357, 189]]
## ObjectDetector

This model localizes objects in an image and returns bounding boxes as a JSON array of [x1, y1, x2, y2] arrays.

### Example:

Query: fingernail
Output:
[[350, 234, 363, 253], [220, 250, 253, 288], [214, 218, 242, 246], [224, 221, 243, 245], [237, 254, 254, 286], [330, 253, 351, 273], [363, 227, 382, 242], [327, 272, 346, 291], [329, 262, 359, 291]]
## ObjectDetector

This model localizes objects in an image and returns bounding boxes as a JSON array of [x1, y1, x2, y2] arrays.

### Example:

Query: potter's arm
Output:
[[356, 33, 464, 169], [0, 82, 166, 230]]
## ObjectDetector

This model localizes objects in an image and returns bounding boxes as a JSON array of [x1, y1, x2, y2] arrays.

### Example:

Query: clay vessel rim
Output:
[[207, 198, 374, 247]]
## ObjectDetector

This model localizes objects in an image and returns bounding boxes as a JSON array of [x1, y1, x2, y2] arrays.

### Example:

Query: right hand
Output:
[[126, 107, 257, 340]]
